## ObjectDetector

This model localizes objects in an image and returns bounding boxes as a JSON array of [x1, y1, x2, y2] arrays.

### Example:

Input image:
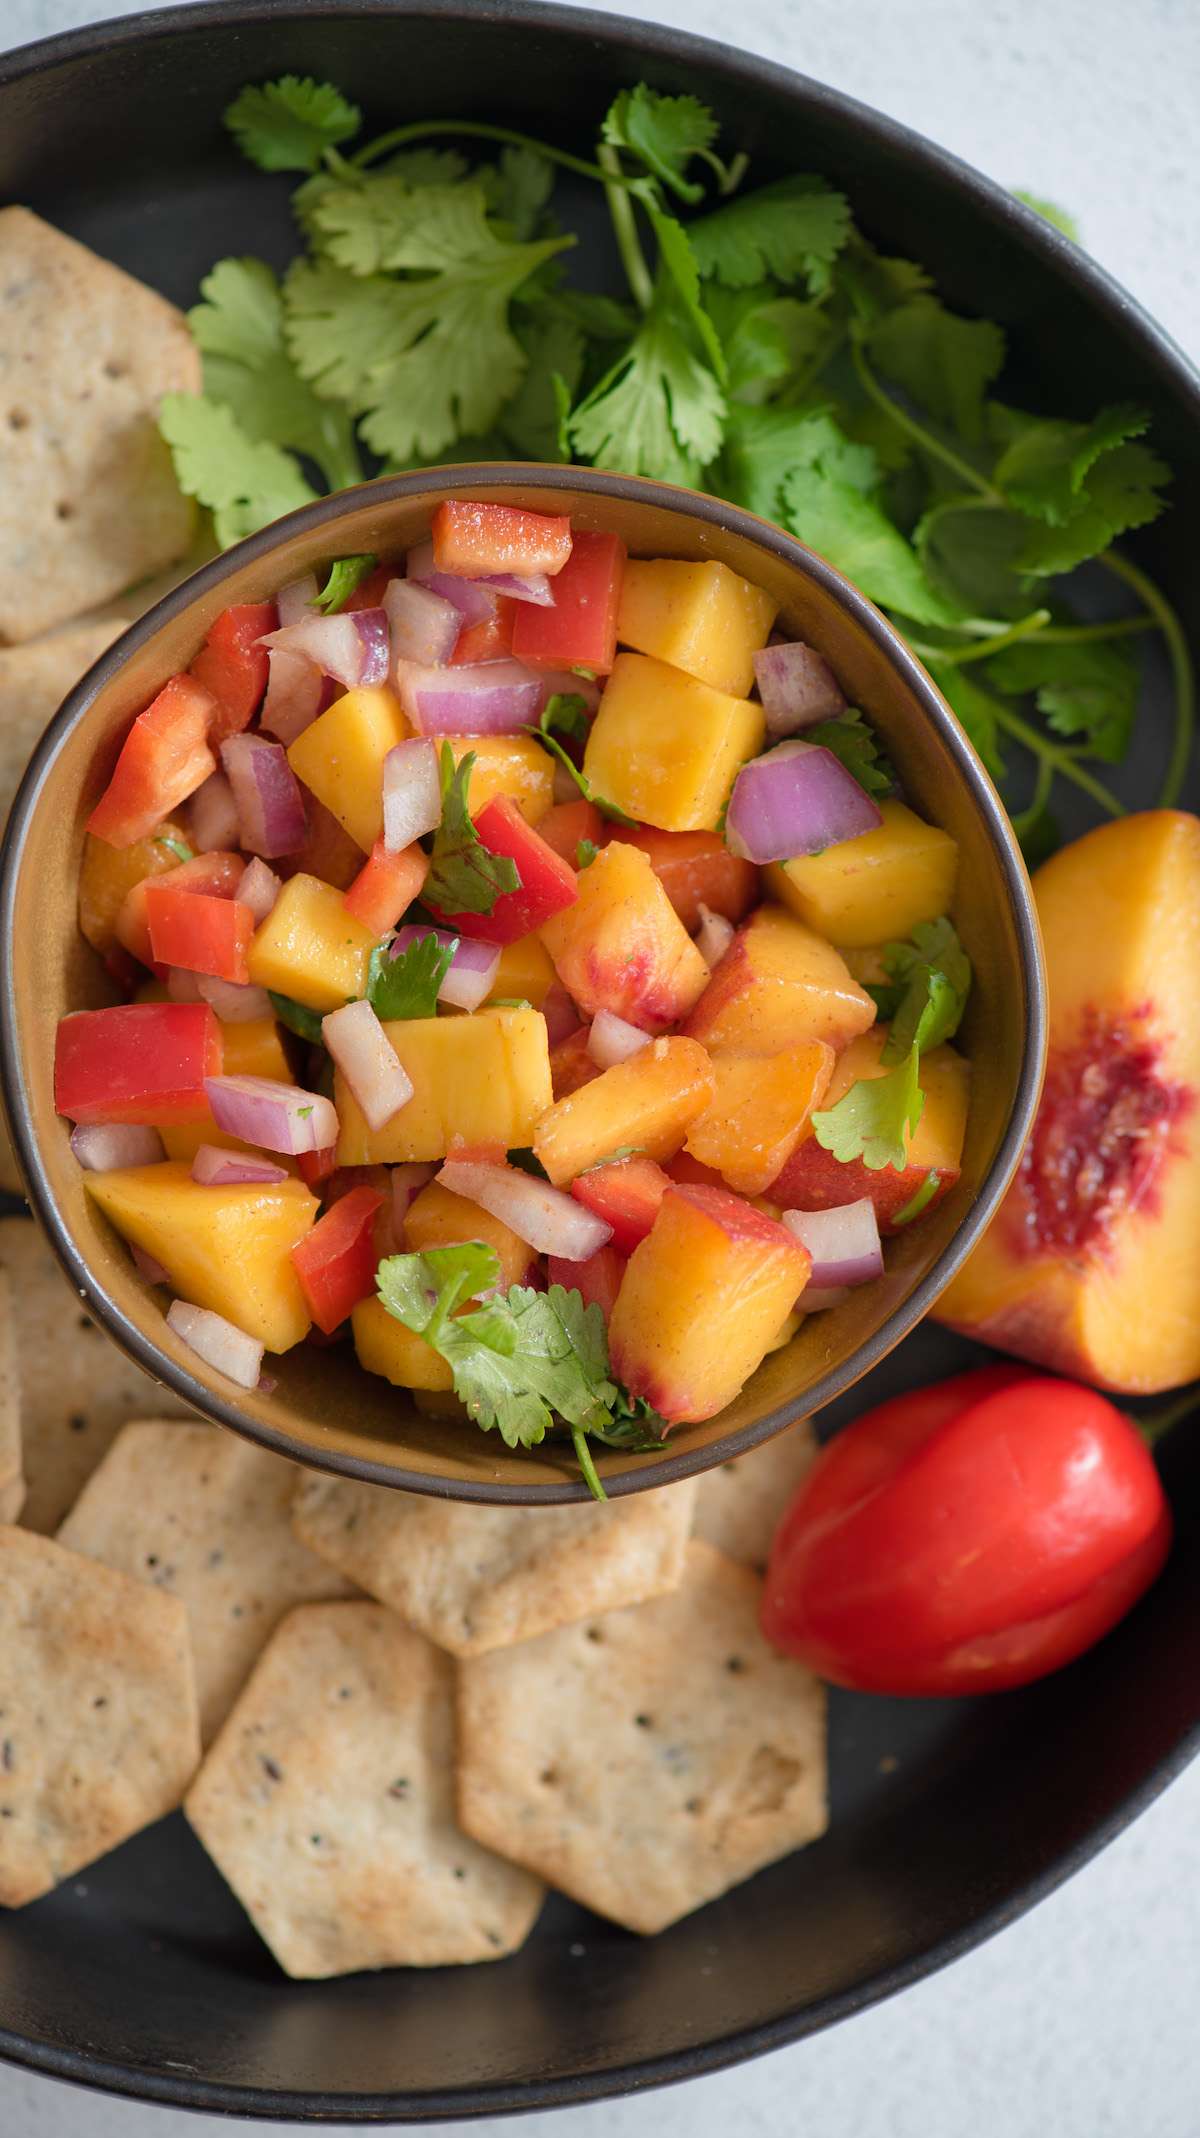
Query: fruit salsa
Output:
[[54, 501, 972, 1494]]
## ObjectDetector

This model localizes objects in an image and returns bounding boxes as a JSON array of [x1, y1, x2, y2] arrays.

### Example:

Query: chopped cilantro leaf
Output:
[[225, 76, 362, 173], [576, 838, 599, 869], [424, 745, 521, 916], [268, 992, 324, 1044], [581, 1146, 646, 1171], [156, 835, 194, 863], [1013, 191, 1080, 242], [525, 720, 636, 826], [812, 1042, 924, 1173], [805, 712, 895, 798], [540, 692, 591, 743], [568, 279, 725, 486], [867, 918, 972, 1062], [366, 933, 456, 1021], [864, 295, 1005, 444], [313, 554, 378, 613]]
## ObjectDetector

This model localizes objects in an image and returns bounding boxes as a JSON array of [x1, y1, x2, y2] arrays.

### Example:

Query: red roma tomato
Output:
[[297, 1146, 338, 1189], [548, 1244, 627, 1320], [189, 603, 275, 740], [342, 840, 428, 937], [342, 565, 393, 612], [426, 795, 578, 944], [431, 500, 572, 578], [762, 1367, 1173, 1695], [511, 531, 625, 673], [144, 885, 254, 984], [54, 1002, 222, 1126], [115, 849, 245, 970], [571, 1157, 671, 1254], [87, 674, 217, 849], [449, 598, 516, 666], [291, 1183, 385, 1335]]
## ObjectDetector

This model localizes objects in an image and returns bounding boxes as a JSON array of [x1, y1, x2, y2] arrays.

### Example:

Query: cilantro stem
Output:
[[1009, 753, 1053, 840], [570, 1426, 608, 1503], [916, 609, 1052, 666], [349, 119, 621, 189], [597, 143, 654, 311], [988, 696, 1125, 816], [1133, 1386, 1198, 1450], [1099, 550, 1195, 808], [849, 338, 1001, 502], [1034, 615, 1156, 644]]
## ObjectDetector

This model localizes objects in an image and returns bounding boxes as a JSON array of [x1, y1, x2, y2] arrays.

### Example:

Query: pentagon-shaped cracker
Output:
[[59, 1423, 357, 1744], [0, 1525, 200, 1905], [0, 1218, 192, 1533], [0, 208, 199, 643], [186, 1602, 544, 1976], [0, 1272, 22, 1522], [457, 1539, 827, 1934], [693, 1421, 817, 1569], [293, 1472, 697, 1658]]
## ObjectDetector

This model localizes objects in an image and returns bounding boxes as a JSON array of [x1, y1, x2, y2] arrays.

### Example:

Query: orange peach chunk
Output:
[[404, 1180, 534, 1290], [533, 1036, 715, 1186], [685, 1043, 835, 1196], [541, 840, 709, 1033], [681, 905, 876, 1056]]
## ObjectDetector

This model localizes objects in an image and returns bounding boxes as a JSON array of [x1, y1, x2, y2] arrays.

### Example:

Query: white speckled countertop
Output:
[[2, 1, 1198, 2132]]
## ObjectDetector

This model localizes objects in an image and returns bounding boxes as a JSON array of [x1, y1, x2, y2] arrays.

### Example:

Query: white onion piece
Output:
[[801, 1284, 851, 1312], [205, 1075, 338, 1155], [70, 1122, 164, 1171], [694, 901, 735, 968], [260, 646, 327, 744], [392, 1161, 438, 1232], [195, 974, 274, 1023], [167, 966, 205, 1003], [753, 641, 848, 738], [437, 1158, 612, 1259], [221, 735, 309, 859], [587, 1009, 651, 1069], [406, 541, 497, 625], [390, 926, 499, 1012], [382, 737, 443, 852], [725, 741, 882, 864], [398, 658, 545, 737], [322, 1000, 414, 1132], [260, 613, 367, 689], [353, 607, 390, 686], [276, 572, 320, 627], [236, 857, 281, 926], [383, 577, 461, 669], [541, 987, 582, 1048], [167, 1299, 264, 1390], [131, 1242, 170, 1285], [476, 570, 554, 606], [191, 1144, 288, 1186], [190, 770, 241, 852], [783, 1201, 884, 1288]]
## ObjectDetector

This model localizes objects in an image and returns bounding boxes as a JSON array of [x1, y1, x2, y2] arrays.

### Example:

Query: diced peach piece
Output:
[[773, 1027, 969, 1231], [533, 1036, 715, 1186], [616, 559, 777, 698], [608, 1184, 811, 1424], [352, 1296, 453, 1392], [681, 905, 876, 1055], [78, 822, 188, 954], [335, 1007, 552, 1163], [404, 1180, 534, 1290], [540, 840, 709, 1032], [685, 1042, 835, 1196], [535, 800, 605, 867], [765, 799, 958, 949], [485, 931, 557, 1009], [583, 654, 765, 832], [618, 827, 757, 931]]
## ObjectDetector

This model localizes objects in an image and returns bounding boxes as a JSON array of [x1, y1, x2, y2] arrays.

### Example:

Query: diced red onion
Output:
[[587, 1009, 651, 1069], [353, 607, 391, 687], [166, 1299, 264, 1390], [694, 902, 735, 968], [236, 857, 281, 926], [725, 741, 882, 864], [276, 573, 320, 628], [392, 1161, 438, 1231], [257, 1372, 278, 1395], [190, 770, 241, 852], [195, 975, 274, 1023], [382, 737, 443, 852], [221, 735, 309, 859], [406, 540, 497, 626], [436, 1158, 612, 1259], [131, 1242, 170, 1285], [167, 966, 205, 1003], [322, 1000, 414, 1133], [802, 1285, 851, 1312], [390, 927, 499, 1013], [70, 1122, 164, 1171], [205, 1075, 339, 1156], [260, 613, 368, 690], [191, 1144, 288, 1187], [261, 646, 327, 744], [476, 571, 554, 606], [753, 641, 848, 738], [542, 987, 582, 1047], [783, 1201, 884, 1288], [398, 658, 545, 737], [383, 577, 461, 669]]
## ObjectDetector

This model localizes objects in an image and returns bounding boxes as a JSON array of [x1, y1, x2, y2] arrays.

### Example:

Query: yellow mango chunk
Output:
[[541, 841, 709, 1031], [533, 1036, 716, 1185], [682, 904, 876, 1055], [583, 654, 765, 832], [247, 873, 377, 1013], [404, 1181, 534, 1288], [446, 735, 554, 826], [352, 1296, 453, 1392], [616, 559, 777, 698], [766, 800, 959, 949], [608, 1185, 811, 1424], [78, 822, 187, 953], [486, 931, 557, 1009], [287, 685, 409, 854], [221, 1017, 294, 1082], [336, 1007, 552, 1163], [85, 1163, 317, 1352], [685, 1042, 835, 1195]]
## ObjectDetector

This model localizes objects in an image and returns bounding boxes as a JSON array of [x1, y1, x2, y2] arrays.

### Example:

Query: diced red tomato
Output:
[[188, 603, 275, 740], [54, 1002, 222, 1126], [431, 500, 573, 579], [547, 1244, 628, 1320], [426, 796, 578, 944], [115, 850, 245, 969], [571, 1157, 671, 1254], [144, 885, 255, 985], [535, 799, 604, 866], [325, 1164, 399, 1258], [87, 674, 217, 850], [342, 840, 429, 937], [342, 565, 393, 612], [511, 531, 625, 673], [620, 827, 758, 932], [549, 1026, 599, 1101], [449, 598, 516, 666], [666, 1150, 726, 1191], [291, 1184, 385, 1335], [297, 1146, 338, 1188]]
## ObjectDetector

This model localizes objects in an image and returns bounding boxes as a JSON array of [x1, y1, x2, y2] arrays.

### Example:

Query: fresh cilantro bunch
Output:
[[813, 918, 971, 1171]]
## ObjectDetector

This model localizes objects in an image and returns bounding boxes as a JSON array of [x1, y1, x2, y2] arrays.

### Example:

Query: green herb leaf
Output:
[[576, 838, 599, 869], [892, 1169, 941, 1226], [158, 393, 318, 549], [703, 284, 829, 405], [268, 991, 325, 1045], [996, 403, 1150, 526], [865, 295, 1005, 443], [689, 176, 851, 296], [925, 661, 1007, 784], [488, 997, 533, 1009], [812, 1042, 925, 1172], [1013, 191, 1080, 241], [867, 917, 972, 1062], [568, 282, 726, 485], [717, 403, 877, 522], [525, 722, 636, 825], [313, 554, 378, 613], [366, 933, 456, 1021], [781, 458, 962, 627], [155, 834, 194, 863], [804, 712, 895, 798], [503, 312, 586, 460], [424, 745, 521, 916], [985, 636, 1138, 764], [1015, 440, 1171, 577], [539, 692, 591, 743], [485, 143, 555, 239], [581, 1146, 646, 1171], [601, 85, 721, 203], [225, 75, 361, 173]]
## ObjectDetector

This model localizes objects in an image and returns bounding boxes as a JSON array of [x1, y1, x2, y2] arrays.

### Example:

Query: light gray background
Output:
[[2, 0, 1198, 2132]]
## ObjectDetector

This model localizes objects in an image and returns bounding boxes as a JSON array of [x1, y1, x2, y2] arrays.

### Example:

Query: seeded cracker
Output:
[[0, 208, 199, 644], [0, 1526, 200, 1905], [0, 1219, 191, 1533], [0, 1273, 23, 1523], [186, 1602, 544, 1976], [693, 1420, 818, 1569], [59, 1424, 357, 1745], [457, 1539, 827, 1934], [293, 1472, 697, 1657]]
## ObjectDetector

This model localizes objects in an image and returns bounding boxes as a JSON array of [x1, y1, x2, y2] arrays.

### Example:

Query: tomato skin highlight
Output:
[[291, 1183, 385, 1335], [762, 1369, 1173, 1694], [87, 674, 217, 849], [431, 500, 572, 578], [54, 1002, 223, 1126], [189, 603, 275, 739], [571, 1157, 670, 1254], [511, 531, 625, 673], [426, 795, 578, 944]]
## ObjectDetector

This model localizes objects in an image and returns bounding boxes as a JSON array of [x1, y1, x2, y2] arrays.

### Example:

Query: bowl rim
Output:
[[0, 460, 1046, 1502]]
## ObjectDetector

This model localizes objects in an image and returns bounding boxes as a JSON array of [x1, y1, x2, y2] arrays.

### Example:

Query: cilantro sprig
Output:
[[525, 698, 636, 825], [268, 991, 325, 1045], [814, 918, 971, 1171], [313, 553, 377, 612], [366, 933, 456, 1021], [424, 745, 521, 916]]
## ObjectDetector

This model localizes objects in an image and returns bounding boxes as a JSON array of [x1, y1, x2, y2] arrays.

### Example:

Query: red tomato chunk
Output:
[[55, 1002, 222, 1126], [144, 884, 255, 985], [571, 1157, 671, 1254], [431, 500, 572, 579], [291, 1184, 385, 1335], [87, 674, 217, 849], [511, 531, 625, 673], [427, 796, 578, 944], [189, 603, 276, 740]]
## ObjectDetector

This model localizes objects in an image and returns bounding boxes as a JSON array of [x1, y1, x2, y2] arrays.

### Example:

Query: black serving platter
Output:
[[1, 1, 1198, 2121]]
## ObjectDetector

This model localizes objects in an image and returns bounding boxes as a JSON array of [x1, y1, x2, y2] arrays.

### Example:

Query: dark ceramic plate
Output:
[[1, 0, 1198, 2121]]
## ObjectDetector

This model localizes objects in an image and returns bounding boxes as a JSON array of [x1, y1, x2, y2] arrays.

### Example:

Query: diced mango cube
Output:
[[78, 823, 187, 953], [533, 1036, 716, 1185], [404, 1180, 534, 1287], [287, 686, 409, 854], [352, 1296, 453, 1392], [85, 1162, 317, 1351], [608, 1183, 811, 1424], [247, 873, 378, 1013], [446, 735, 554, 826], [616, 559, 777, 698], [583, 654, 765, 832], [682, 905, 876, 1054], [540, 840, 709, 1031], [335, 1007, 552, 1163], [684, 1042, 835, 1195], [486, 931, 557, 1008], [765, 799, 959, 949]]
